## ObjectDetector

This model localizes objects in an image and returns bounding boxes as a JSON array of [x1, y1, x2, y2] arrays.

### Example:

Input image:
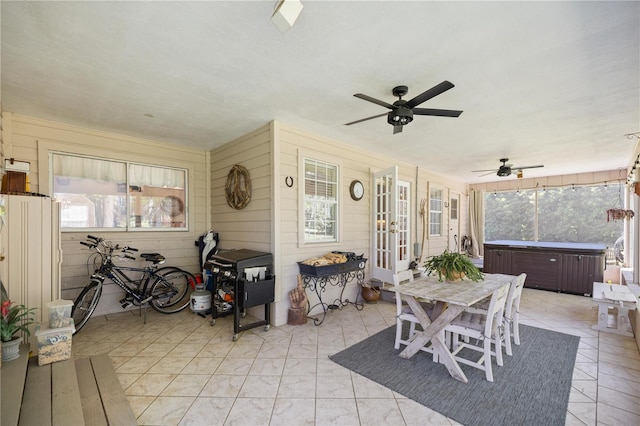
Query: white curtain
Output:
[[468, 189, 485, 258], [129, 164, 185, 188], [53, 154, 184, 188], [53, 154, 125, 182]]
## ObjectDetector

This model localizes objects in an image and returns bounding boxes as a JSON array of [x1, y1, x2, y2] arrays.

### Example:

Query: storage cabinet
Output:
[[511, 250, 561, 291], [484, 241, 606, 296], [483, 249, 512, 274], [0, 195, 62, 347], [559, 254, 603, 295]]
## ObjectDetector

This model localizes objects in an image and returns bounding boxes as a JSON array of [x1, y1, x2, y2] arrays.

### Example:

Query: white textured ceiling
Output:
[[2, 1, 639, 183]]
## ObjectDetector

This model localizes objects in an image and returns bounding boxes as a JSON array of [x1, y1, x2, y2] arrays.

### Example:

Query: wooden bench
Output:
[[1, 345, 137, 426]]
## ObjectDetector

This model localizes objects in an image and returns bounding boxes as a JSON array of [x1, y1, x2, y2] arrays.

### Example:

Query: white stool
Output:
[[591, 282, 637, 337]]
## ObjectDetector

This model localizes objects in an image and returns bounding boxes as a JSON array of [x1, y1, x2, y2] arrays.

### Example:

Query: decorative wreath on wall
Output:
[[225, 164, 252, 210]]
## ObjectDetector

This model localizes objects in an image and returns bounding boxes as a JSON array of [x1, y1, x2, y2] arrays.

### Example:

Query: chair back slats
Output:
[[392, 270, 438, 359], [505, 273, 526, 321], [484, 283, 510, 335], [393, 270, 414, 311]]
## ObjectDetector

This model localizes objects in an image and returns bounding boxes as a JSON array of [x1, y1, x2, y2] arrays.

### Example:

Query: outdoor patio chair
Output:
[[392, 270, 438, 360], [468, 273, 527, 356], [502, 273, 527, 355], [445, 283, 510, 382]]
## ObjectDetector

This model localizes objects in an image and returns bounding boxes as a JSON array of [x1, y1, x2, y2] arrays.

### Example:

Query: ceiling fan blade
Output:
[[393, 125, 403, 134], [405, 81, 455, 109], [353, 93, 395, 109], [511, 165, 544, 170], [479, 171, 496, 177], [412, 108, 463, 117], [344, 112, 388, 126], [471, 168, 498, 172]]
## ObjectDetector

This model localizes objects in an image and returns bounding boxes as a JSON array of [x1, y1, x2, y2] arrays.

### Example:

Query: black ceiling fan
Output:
[[345, 81, 463, 134], [473, 158, 545, 178]]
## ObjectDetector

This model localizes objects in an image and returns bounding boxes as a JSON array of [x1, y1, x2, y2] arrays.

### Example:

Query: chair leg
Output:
[[432, 330, 446, 363], [513, 314, 520, 345], [494, 323, 504, 367], [484, 338, 494, 382], [394, 319, 402, 350], [489, 333, 504, 366], [504, 322, 513, 356], [451, 332, 460, 350]]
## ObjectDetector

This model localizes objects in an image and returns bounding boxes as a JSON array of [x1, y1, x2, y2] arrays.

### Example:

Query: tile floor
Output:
[[71, 288, 640, 425]]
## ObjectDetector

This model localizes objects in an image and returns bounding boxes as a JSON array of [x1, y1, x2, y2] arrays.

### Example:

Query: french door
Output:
[[372, 166, 411, 284]]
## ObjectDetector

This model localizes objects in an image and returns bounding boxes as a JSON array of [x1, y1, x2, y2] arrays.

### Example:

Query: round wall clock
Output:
[[349, 180, 364, 201]]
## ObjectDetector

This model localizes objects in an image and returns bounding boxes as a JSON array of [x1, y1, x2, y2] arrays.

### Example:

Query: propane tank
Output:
[[190, 284, 211, 313]]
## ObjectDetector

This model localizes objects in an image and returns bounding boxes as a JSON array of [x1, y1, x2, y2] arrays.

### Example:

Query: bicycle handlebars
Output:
[[80, 237, 144, 262]]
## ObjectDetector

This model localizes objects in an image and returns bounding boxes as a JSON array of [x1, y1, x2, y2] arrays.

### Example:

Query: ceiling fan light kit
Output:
[[387, 108, 413, 125], [346, 81, 462, 134]]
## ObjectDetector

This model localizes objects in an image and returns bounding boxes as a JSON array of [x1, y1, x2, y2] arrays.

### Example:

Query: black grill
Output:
[[206, 249, 273, 279], [205, 249, 274, 341]]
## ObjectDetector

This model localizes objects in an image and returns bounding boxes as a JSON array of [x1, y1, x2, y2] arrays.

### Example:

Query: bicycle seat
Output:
[[140, 253, 166, 264]]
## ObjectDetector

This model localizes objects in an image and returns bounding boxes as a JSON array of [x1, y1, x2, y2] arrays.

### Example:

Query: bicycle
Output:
[[71, 235, 196, 333]]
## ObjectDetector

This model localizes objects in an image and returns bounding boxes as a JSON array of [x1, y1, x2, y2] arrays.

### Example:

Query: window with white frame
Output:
[[51, 153, 187, 231], [429, 187, 443, 236], [303, 158, 338, 243]]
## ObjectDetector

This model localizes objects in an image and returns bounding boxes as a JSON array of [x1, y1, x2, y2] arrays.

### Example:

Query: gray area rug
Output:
[[329, 324, 580, 426]]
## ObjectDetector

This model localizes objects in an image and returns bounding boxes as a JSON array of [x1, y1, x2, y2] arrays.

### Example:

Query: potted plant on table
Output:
[[424, 249, 484, 282], [1, 296, 36, 362]]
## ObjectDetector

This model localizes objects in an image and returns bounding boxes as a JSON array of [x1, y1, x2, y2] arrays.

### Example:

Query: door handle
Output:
[[549, 258, 557, 262]]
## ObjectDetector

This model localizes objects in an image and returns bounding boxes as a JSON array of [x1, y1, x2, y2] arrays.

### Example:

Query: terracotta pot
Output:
[[442, 270, 465, 282], [1, 336, 22, 362], [361, 286, 381, 303]]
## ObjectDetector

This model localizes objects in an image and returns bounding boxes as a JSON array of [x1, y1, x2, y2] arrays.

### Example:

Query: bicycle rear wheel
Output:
[[71, 280, 102, 334], [149, 269, 193, 313]]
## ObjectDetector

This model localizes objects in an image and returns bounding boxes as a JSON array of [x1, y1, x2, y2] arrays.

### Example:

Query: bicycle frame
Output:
[[73, 235, 193, 334], [91, 263, 156, 305]]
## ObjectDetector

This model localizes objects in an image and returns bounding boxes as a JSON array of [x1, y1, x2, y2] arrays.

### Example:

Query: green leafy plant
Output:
[[1, 298, 36, 342], [424, 249, 484, 282]]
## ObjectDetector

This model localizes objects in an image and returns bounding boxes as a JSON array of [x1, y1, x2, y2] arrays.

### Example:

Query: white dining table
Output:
[[391, 273, 513, 383]]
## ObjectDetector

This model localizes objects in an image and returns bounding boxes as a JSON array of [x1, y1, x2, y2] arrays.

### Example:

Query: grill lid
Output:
[[206, 249, 272, 271]]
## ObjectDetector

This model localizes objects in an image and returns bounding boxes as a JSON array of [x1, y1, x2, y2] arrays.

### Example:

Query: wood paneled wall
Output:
[[1, 112, 209, 316]]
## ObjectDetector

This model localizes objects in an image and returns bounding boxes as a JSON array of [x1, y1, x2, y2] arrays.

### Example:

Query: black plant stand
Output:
[[297, 260, 366, 325]]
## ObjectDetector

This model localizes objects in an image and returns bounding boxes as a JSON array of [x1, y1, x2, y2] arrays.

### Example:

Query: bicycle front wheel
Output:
[[149, 269, 194, 313], [71, 280, 102, 334]]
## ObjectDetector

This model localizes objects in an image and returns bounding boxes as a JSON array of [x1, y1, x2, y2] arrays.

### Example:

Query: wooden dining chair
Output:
[[503, 273, 527, 355], [392, 270, 437, 360], [445, 283, 510, 382], [468, 273, 527, 356]]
